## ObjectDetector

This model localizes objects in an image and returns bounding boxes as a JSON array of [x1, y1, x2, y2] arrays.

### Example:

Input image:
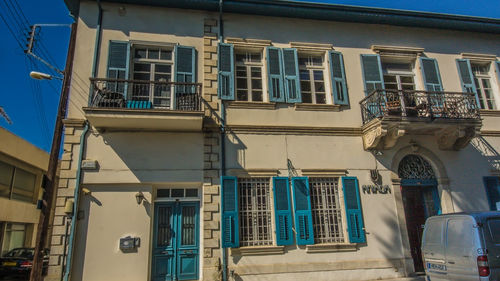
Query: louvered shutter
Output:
[[360, 54, 384, 95], [218, 43, 234, 100], [456, 59, 481, 106], [273, 177, 293, 245], [420, 58, 443, 92], [282, 48, 301, 103], [221, 176, 239, 248], [496, 61, 500, 86], [107, 41, 130, 96], [329, 51, 349, 105], [291, 177, 314, 245], [267, 47, 285, 102], [483, 177, 500, 211], [175, 45, 196, 83], [342, 177, 366, 243]]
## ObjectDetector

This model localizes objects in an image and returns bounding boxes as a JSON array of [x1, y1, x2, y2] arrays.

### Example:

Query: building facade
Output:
[[49, 1, 500, 280], [0, 128, 49, 256]]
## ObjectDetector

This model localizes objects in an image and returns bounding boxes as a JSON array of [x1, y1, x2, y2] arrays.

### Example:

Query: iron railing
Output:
[[89, 78, 203, 111], [360, 89, 480, 124]]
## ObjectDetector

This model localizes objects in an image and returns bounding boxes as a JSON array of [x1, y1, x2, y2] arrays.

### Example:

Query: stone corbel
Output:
[[436, 126, 477, 150], [362, 126, 387, 150], [383, 127, 406, 149]]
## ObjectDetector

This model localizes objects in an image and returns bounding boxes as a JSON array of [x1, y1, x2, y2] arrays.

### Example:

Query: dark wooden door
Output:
[[401, 186, 427, 272]]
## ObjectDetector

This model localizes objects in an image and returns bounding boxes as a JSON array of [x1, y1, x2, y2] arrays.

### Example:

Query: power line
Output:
[[0, 9, 25, 50]]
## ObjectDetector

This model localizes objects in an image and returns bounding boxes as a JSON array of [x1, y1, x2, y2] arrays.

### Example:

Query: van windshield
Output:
[[487, 218, 500, 244]]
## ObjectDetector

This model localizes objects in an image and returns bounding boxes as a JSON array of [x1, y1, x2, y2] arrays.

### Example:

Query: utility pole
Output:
[[29, 22, 77, 281]]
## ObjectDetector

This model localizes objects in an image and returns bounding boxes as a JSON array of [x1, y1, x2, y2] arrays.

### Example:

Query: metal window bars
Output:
[[309, 177, 345, 244], [238, 178, 273, 247]]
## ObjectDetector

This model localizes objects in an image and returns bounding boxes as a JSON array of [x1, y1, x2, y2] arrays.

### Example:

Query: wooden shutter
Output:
[[282, 48, 301, 103], [266, 47, 285, 102], [273, 177, 293, 245], [360, 54, 384, 95], [175, 45, 196, 83], [483, 176, 500, 211], [496, 61, 500, 85], [221, 176, 239, 248], [107, 41, 130, 96], [218, 43, 234, 100], [420, 57, 443, 92], [342, 177, 366, 243], [291, 177, 314, 245], [329, 51, 349, 105]]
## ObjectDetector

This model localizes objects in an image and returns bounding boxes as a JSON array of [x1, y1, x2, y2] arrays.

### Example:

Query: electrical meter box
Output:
[[119, 236, 140, 252]]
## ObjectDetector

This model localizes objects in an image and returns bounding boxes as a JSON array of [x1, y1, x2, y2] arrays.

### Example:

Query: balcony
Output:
[[83, 78, 204, 131], [359, 89, 482, 150]]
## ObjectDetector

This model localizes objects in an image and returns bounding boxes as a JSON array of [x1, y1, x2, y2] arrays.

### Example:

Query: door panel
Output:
[[153, 202, 199, 281], [401, 186, 427, 272]]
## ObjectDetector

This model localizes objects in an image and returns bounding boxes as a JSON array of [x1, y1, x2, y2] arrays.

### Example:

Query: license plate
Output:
[[427, 262, 446, 272], [2, 261, 17, 266]]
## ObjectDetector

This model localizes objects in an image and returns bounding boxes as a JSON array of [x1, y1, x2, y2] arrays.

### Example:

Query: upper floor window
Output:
[[218, 43, 349, 106], [0, 161, 37, 203], [235, 51, 263, 102], [382, 63, 415, 91], [472, 64, 495, 110], [299, 55, 327, 104]]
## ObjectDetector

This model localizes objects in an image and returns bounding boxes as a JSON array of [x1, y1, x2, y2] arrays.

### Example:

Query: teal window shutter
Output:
[[496, 61, 500, 86], [107, 41, 130, 96], [342, 177, 366, 243], [483, 176, 500, 211], [360, 54, 384, 95], [175, 45, 196, 83], [456, 59, 481, 108], [218, 43, 234, 100], [420, 57, 444, 92], [282, 48, 301, 103], [291, 177, 314, 245], [221, 176, 239, 248], [329, 51, 349, 105], [267, 47, 285, 102], [272, 177, 293, 245]]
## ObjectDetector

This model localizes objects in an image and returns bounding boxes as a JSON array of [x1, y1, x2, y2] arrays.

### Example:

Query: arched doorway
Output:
[[398, 154, 441, 273]]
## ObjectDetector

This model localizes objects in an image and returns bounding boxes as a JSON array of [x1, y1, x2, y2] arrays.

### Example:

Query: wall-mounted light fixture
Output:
[[135, 192, 145, 205]]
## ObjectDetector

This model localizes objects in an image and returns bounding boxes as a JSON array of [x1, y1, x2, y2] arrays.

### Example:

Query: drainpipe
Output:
[[88, 0, 103, 106], [62, 122, 89, 281], [218, 1, 228, 281]]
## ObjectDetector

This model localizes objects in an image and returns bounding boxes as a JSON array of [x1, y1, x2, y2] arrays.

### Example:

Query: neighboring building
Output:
[[50, 1, 500, 280], [0, 128, 49, 255]]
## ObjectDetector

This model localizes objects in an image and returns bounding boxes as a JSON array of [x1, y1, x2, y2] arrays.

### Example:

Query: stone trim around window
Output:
[[305, 243, 358, 253], [289, 42, 333, 52], [294, 103, 341, 111], [461, 53, 497, 63], [226, 169, 279, 177], [226, 101, 276, 109], [301, 169, 348, 177], [225, 37, 272, 48], [480, 109, 500, 117], [230, 246, 285, 256]]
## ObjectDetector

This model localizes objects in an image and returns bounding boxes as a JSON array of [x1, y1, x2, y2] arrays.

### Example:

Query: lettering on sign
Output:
[[362, 184, 391, 194]]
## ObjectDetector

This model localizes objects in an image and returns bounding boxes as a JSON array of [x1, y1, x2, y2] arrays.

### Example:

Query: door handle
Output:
[[448, 261, 455, 264], [183, 250, 193, 254]]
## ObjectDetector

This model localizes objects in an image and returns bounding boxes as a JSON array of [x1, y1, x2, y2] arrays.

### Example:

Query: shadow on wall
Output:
[[470, 136, 500, 172]]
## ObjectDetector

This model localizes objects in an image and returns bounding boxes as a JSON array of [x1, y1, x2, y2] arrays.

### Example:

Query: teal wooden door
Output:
[[152, 202, 199, 281]]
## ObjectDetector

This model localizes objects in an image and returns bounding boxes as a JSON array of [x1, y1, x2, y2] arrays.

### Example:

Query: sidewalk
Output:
[[369, 277, 426, 281]]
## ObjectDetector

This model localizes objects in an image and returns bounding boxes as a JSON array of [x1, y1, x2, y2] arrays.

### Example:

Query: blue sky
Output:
[[0, 0, 498, 153]]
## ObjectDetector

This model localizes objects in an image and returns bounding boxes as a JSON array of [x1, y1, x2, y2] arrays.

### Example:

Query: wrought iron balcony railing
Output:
[[89, 78, 202, 111], [359, 89, 480, 124]]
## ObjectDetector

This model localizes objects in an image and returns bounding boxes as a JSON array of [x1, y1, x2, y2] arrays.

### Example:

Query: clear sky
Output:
[[0, 0, 498, 153]]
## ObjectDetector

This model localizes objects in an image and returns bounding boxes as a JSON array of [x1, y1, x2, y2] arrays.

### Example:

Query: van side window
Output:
[[487, 218, 500, 244], [424, 219, 443, 246]]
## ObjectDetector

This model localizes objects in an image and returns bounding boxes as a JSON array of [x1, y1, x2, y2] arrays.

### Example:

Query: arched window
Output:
[[398, 154, 436, 180]]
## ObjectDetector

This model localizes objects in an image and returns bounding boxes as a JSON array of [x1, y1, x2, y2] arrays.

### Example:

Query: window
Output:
[[472, 64, 496, 110], [309, 178, 345, 244], [1, 223, 27, 255], [238, 178, 273, 247], [157, 188, 199, 199], [0, 161, 37, 203], [299, 55, 326, 104], [132, 47, 174, 107], [221, 176, 365, 248], [382, 63, 415, 91], [235, 52, 263, 102]]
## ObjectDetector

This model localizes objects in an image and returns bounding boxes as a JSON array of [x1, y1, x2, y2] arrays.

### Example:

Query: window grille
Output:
[[238, 178, 273, 246], [309, 177, 345, 244]]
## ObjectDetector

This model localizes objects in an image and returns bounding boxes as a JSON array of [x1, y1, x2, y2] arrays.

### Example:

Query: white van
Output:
[[421, 212, 500, 281]]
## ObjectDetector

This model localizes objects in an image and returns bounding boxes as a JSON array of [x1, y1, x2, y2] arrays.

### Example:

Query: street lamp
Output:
[[29, 71, 63, 81]]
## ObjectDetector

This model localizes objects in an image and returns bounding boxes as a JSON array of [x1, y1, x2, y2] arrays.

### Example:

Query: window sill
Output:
[[480, 109, 500, 117], [294, 103, 341, 112], [230, 246, 285, 256], [306, 243, 358, 253], [226, 101, 276, 110]]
